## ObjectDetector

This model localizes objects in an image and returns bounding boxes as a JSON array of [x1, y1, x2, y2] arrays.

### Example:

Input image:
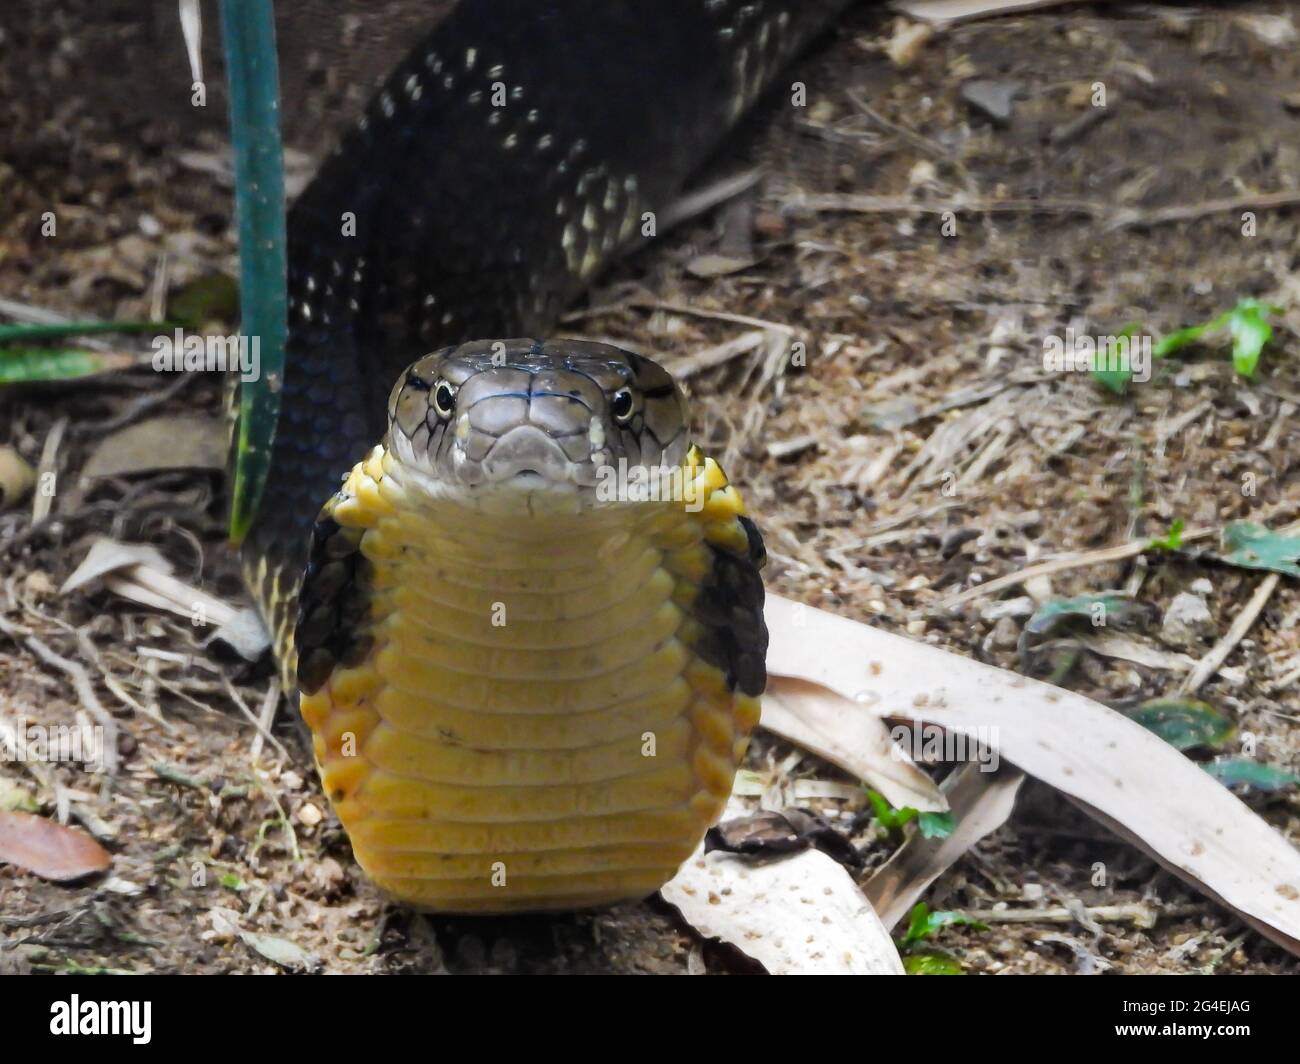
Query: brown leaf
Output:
[[82, 415, 225, 478], [0, 446, 36, 509], [0, 810, 112, 881], [705, 808, 863, 868]]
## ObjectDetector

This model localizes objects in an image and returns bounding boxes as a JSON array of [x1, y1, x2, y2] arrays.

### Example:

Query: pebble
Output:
[[1161, 591, 1215, 647], [961, 79, 1022, 127], [296, 802, 323, 827]]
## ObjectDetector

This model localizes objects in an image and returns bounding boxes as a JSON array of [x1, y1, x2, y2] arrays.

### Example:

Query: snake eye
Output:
[[432, 380, 457, 419], [610, 388, 635, 424]]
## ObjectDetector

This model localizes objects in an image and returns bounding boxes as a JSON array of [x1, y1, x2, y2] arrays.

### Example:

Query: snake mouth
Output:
[[474, 424, 599, 491]]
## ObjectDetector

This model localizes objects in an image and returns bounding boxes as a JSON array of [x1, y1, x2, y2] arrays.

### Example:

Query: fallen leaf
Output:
[[763, 593, 1300, 956], [0, 446, 35, 509], [60, 537, 174, 594], [662, 807, 904, 975], [705, 808, 862, 868], [1220, 521, 1300, 579], [1202, 757, 1300, 793], [1123, 698, 1234, 751], [0, 810, 111, 881], [762, 679, 947, 813], [82, 415, 225, 478], [864, 763, 1024, 929]]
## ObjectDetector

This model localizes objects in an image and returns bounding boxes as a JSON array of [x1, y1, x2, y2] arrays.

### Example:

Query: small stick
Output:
[[954, 902, 1203, 926], [1180, 573, 1281, 695], [31, 417, 67, 524], [933, 526, 1219, 611], [0, 615, 120, 774]]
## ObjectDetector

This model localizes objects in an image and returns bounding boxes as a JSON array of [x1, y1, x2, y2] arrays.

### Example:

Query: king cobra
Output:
[[240, 0, 858, 912]]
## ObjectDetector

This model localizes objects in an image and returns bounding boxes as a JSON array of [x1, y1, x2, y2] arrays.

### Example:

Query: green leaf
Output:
[[865, 789, 917, 833], [1224, 300, 1278, 378], [1123, 698, 1234, 751], [219, 872, 247, 891], [1220, 521, 1300, 579], [1146, 301, 1278, 377], [904, 951, 965, 975], [1153, 315, 1225, 358], [0, 319, 170, 345], [1091, 322, 1139, 395], [221, 0, 288, 545], [917, 811, 955, 839], [899, 903, 988, 947], [1147, 517, 1185, 552], [1024, 593, 1145, 636], [0, 347, 140, 384], [1202, 757, 1300, 793]]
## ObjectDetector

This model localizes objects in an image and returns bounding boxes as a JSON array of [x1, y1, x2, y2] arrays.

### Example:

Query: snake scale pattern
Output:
[[239, 0, 858, 911]]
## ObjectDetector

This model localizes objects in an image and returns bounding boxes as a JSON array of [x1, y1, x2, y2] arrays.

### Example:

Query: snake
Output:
[[239, 0, 858, 912]]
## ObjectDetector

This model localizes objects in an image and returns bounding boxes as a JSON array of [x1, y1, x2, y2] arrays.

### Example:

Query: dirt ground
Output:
[[2, 1, 1299, 974]]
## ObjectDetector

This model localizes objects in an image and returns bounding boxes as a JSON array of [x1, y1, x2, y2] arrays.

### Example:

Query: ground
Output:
[[1, 1, 1299, 974]]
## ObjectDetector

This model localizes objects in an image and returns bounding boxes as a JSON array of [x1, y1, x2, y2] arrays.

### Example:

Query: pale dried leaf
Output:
[[60, 537, 174, 594], [762, 678, 947, 813], [82, 415, 225, 478], [764, 593, 1300, 956], [662, 804, 904, 975], [0, 446, 36, 509]]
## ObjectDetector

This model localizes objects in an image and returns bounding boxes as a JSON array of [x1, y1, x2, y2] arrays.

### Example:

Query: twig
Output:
[[629, 299, 794, 337], [1180, 573, 1281, 695], [0, 615, 120, 774], [668, 330, 765, 380], [248, 679, 283, 763], [933, 527, 1220, 611], [788, 188, 1300, 230], [955, 902, 1203, 926], [658, 170, 764, 233]]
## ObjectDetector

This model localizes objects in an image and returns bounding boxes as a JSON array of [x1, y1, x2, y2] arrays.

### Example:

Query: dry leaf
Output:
[[763, 593, 1300, 955], [82, 415, 225, 478], [892, 0, 1081, 24], [0, 809, 112, 881], [663, 801, 904, 975], [0, 446, 36, 509], [60, 536, 174, 594], [763, 679, 947, 813], [864, 762, 1024, 929]]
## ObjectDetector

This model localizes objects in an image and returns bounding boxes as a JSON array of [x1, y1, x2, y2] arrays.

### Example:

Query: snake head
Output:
[[385, 338, 690, 500]]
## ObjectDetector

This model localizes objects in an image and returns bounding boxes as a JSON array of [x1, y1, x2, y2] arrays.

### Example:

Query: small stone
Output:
[[296, 802, 324, 827], [1189, 577, 1214, 596], [886, 20, 934, 70], [1022, 882, 1045, 902], [981, 596, 1035, 622], [961, 79, 1022, 127], [1161, 591, 1215, 647], [991, 616, 1020, 650]]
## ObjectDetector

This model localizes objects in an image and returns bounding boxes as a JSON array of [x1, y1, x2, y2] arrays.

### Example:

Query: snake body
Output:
[[240, 1, 855, 911]]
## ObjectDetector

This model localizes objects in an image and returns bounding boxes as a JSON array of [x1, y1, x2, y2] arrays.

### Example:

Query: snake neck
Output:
[[293, 443, 765, 911]]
